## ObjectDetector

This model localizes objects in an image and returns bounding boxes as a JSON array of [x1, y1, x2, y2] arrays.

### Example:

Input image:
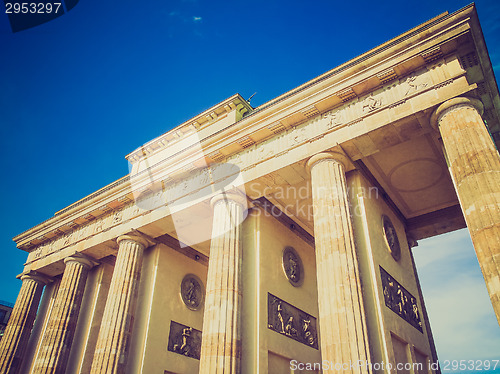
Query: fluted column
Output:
[[307, 152, 371, 373], [199, 191, 246, 374], [432, 97, 500, 324], [0, 272, 49, 374], [90, 234, 150, 374], [32, 254, 93, 374]]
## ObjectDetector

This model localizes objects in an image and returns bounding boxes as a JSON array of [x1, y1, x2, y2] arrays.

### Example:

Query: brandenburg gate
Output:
[[1, 4, 499, 373]]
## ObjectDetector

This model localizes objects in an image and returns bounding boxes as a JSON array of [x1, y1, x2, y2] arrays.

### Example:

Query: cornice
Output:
[[249, 4, 474, 116]]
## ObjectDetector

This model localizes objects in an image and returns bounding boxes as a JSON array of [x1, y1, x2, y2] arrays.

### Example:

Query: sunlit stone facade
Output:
[[1, 4, 499, 374]]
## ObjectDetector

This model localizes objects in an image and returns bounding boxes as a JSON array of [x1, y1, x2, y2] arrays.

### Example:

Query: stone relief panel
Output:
[[362, 93, 383, 112], [380, 267, 422, 332], [322, 110, 344, 129], [167, 321, 202, 360], [112, 210, 123, 225], [180, 274, 204, 311], [93, 218, 105, 234], [31, 241, 53, 261], [267, 293, 318, 349], [121, 202, 144, 222], [403, 70, 430, 97]]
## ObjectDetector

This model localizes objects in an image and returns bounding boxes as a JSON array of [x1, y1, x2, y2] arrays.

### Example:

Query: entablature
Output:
[[14, 4, 499, 263]]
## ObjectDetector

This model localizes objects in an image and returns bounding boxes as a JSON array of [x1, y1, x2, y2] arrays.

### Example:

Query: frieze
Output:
[[167, 321, 202, 360], [25, 66, 441, 260], [27, 161, 247, 263], [26, 202, 145, 264], [226, 67, 434, 170], [267, 293, 318, 349], [380, 267, 422, 332]]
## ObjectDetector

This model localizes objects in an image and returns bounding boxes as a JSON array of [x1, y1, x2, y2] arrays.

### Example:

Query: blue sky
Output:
[[414, 229, 500, 370], [0, 0, 499, 367]]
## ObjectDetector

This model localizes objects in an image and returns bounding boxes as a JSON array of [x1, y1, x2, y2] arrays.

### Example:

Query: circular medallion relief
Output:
[[382, 215, 401, 261], [282, 246, 304, 287], [180, 274, 204, 311]]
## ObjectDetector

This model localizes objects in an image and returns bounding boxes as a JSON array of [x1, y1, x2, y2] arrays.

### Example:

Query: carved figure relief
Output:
[[403, 72, 429, 96], [63, 233, 72, 246], [77, 225, 89, 240], [173, 327, 192, 355], [382, 215, 401, 261], [148, 191, 165, 210], [167, 321, 202, 360], [256, 141, 274, 161], [93, 218, 104, 234], [33, 248, 42, 260], [323, 110, 344, 129], [180, 274, 204, 311], [267, 293, 318, 349], [112, 210, 122, 225], [282, 246, 304, 287], [292, 127, 307, 145], [380, 267, 422, 332], [362, 93, 383, 113], [123, 203, 142, 221]]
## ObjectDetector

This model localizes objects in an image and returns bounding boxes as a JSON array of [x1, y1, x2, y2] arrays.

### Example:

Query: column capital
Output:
[[64, 253, 96, 269], [306, 151, 350, 173], [18, 270, 51, 285], [430, 96, 484, 129], [117, 233, 151, 249], [210, 190, 247, 209]]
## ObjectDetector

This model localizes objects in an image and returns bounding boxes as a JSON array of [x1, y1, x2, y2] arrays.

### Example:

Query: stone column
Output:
[[199, 191, 246, 374], [90, 234, 150, 374], [306, 152, 372, 373], [432, 97, 500, 324], [0, 272, 49, 374], [32, 254, 94, 374]]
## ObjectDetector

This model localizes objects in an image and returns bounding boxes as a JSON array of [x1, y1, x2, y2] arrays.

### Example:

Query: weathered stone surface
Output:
[[5, 5, 500, 373], [0, 273, 48, 374], [199, 191, 245, 374], [307, 152, 372, 373], [90, 235, 149, 374], [32, 254, 93, 374], [433, 97, 500, 324]]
